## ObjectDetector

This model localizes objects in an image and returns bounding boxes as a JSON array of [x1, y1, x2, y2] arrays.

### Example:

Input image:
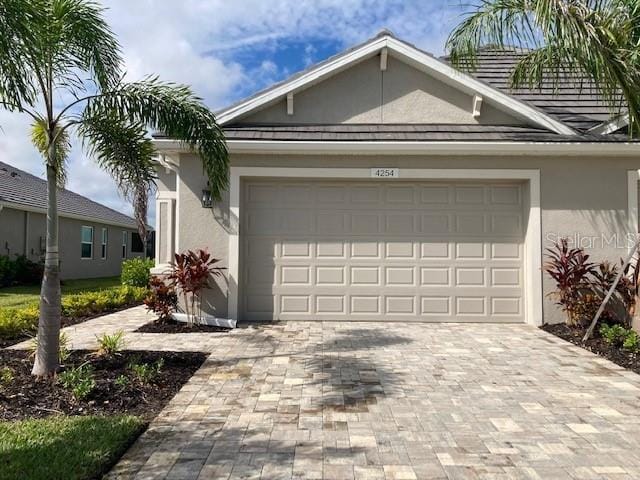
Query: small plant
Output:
[[58, 363, 96, 401], [121, 257, 154, 287], [0, 367, 15, 387], [114, 374, 130, 389], [28, 331, 71, 363], [144, 276, 178, 322], [599, 324, 629, 347], [169, 249, 225, 325], [623, 331, 640, 352], [95, 330, 126, 356], [129, 358, 164, 385]]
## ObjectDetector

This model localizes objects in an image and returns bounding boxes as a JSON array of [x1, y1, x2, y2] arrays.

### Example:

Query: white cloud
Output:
[[1, 0, 464, 229]]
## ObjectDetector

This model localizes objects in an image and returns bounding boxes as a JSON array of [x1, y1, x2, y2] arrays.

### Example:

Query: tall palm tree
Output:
[[446, 0, 640, 135], [0, 0, 228, 376]]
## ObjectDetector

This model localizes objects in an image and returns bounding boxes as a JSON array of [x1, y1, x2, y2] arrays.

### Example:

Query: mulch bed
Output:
[[0, 349, 208, 422], [541, 323, 640, 375], [0, 302, 142, 349], [135, 319, 230, 334]]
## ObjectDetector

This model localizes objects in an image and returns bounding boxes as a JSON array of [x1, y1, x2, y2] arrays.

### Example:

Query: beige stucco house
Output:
[[151, 31, 640, 325], [0, 161, 145, 279]]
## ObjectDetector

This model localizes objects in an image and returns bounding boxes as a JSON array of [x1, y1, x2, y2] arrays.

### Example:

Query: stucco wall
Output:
[[0, 206, 141, 279], [173, 152, 639, 324], [241, 55, 523, 125]]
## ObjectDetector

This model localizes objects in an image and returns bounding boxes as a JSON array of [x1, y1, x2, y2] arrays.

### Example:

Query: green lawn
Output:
[[0, 415, 145, 480], [0, 276, 121, 310]]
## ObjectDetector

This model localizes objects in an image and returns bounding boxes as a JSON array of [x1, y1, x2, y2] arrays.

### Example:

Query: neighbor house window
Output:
[[122, 231, 127, 258], [131, 232, 144, 253], [101, 228, 108, 259], [81, 226, 94, 259]]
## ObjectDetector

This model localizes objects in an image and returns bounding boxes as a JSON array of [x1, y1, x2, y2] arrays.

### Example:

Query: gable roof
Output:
[[0, 161, 138, 229], [452, 47, 621, 131], [216, 31, 576, 136]]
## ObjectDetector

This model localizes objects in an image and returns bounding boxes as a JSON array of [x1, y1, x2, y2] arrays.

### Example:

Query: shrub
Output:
[[121, 258, 154, 287], [96, 330, 126, 356], [544, 239, 595, 326], [599, 324, 629, 346], [144, 276, 178, 322], [0, 305, 39, 339], [169, 249, 225, 325], [0, 255, 43, 287], [61, 286, 147, 318], [114, 374, 130, 389], [58, 363, 96, 401], [129, 358, 164, 385]]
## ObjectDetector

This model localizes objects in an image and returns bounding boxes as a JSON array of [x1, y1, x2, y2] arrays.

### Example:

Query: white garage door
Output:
[[240, 179, 525, 322]]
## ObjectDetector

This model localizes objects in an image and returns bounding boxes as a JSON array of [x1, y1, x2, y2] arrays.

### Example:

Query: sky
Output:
[[0, 0, 467, 225]]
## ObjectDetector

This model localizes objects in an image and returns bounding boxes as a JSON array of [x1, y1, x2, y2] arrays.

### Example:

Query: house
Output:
[[0, 161, 147, 279], [151, 30, 640, 325]]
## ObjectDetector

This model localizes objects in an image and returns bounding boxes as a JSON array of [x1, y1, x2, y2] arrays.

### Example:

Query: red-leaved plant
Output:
[[144, 276, 178, 323], [168, 249, 225, 325], [544, 238, 595, 326]]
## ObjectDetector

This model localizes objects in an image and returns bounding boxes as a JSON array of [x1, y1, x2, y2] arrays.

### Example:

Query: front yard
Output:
[[0, 276, 121, 310]]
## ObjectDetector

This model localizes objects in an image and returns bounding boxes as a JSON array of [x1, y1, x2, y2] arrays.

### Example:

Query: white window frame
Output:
[[101, 228, 108, 260], [81, 225, 94, 260], [228, 166, 542, 325], [122, 231, 127, 259]]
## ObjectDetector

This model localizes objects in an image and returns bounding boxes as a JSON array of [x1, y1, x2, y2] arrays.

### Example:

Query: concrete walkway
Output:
[[12, 308, 640, 479]]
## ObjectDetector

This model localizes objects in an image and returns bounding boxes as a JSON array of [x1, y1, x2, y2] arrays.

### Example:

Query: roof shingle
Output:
[[0, 161, 137, 228]]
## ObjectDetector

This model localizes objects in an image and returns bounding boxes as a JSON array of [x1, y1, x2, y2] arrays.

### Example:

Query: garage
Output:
[[239, 178, 526, 322]]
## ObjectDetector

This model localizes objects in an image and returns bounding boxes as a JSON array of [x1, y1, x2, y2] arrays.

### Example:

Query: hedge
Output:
[[121, 258, 154, 287], [0, 286, 147, 340]]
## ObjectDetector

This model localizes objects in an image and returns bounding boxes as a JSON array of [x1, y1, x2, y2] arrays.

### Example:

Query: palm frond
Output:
[[78, 114, 156, 194], [44, 0, 122, 90], [0, 0, 42, 107], [447, 0, 640, 137], [30, 118, 71, 187], [84, 78, 229, 199]]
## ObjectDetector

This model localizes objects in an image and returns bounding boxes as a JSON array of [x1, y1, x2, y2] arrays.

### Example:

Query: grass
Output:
[[0, 276, 121, 310], [0, 415, 146, 480]]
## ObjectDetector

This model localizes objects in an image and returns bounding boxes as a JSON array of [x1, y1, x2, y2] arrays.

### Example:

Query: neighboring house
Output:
[[0, 161, 147, 279], [151, 30, 640, 325]]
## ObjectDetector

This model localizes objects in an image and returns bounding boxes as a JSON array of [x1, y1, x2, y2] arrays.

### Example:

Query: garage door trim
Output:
[[228, 167, 541, 325]]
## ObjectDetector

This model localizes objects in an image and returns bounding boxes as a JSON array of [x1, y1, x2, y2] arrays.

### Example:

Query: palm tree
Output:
[[0, 0, 228, 376], [446, 0, 640, 135]]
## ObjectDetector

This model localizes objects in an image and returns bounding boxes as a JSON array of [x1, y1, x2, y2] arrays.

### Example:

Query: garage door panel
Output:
[[241, 180, 526, 322]]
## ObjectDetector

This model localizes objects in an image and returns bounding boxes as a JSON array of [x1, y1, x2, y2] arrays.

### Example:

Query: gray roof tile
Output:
[[0, 161, 137, 228], [222, 124, 634, 142]]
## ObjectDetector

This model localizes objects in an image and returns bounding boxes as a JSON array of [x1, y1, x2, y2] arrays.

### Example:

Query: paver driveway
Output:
[[91, 314, 640, 479]]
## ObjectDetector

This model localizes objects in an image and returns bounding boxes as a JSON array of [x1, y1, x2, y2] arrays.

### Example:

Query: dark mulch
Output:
[[135, 319, 230, 334], [0, 302, 143, 349], [541, 323, 640, 375], [0, 349, 208, 422]]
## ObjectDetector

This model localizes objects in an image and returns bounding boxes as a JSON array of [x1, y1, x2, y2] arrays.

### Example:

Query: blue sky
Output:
[[0, 0, 467, 223]]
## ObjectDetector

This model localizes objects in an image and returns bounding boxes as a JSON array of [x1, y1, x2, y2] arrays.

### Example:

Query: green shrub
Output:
[[599, 324, 629, 346], [121, 258, 154, 287], [61, 286, 147, 318], [623, 331, 639, 352], [96, 330, 126, 356], [1, 286, 147, 342], [58, 363, 96, 401], [0, 305, 39, 338], [114, 374, 129, 389], [0, 254, 43, 287]]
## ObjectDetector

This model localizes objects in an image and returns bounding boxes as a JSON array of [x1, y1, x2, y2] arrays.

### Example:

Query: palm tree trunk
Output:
[[31, 154, 61, 376]]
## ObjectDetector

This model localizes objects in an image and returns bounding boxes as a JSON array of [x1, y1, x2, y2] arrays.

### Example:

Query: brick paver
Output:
[[11, 308, 640, 479]]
